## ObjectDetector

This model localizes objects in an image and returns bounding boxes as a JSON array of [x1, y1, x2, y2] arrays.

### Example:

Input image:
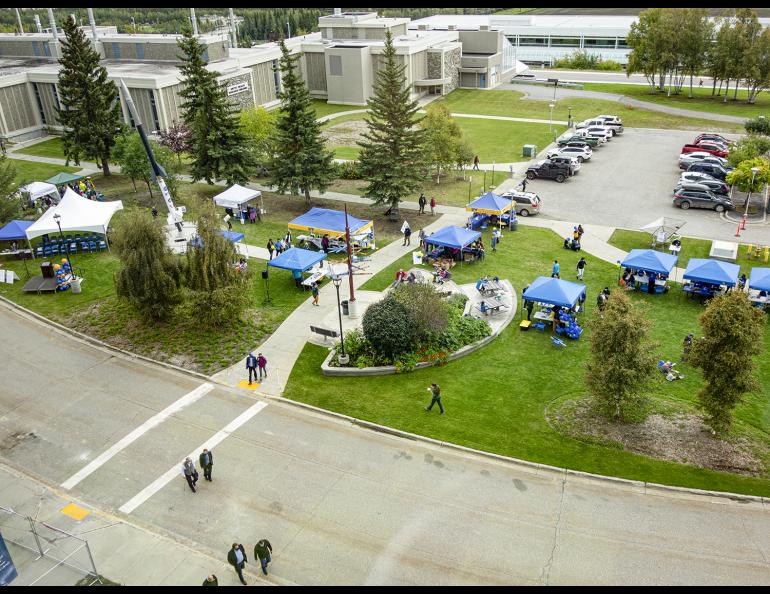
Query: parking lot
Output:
[[524, 128, 768, 244]]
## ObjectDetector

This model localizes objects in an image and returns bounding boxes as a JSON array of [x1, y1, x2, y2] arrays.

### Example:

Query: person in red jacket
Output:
[[430, 197, 437, 215]]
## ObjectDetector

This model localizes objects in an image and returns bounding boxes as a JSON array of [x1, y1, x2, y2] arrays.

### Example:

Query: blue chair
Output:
[[98, 240, 107, 251], [69, 242, 78, 254], [88, 241, 97, 253], [35, 245, 44, 257]]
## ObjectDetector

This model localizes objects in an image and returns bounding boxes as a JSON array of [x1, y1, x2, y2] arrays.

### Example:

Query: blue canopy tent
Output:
[[683, 258, 740, 287], [522, 276, 586, 308], [466, 192, 515, 230], [423, 225, 482, 264], [749, 267, 770, 292], [268, 247, 328, 288], [0, 220, 34, 256], [620, 249, 678, 276], [190, 230, 245, 248], [288, 207, 373, 240]]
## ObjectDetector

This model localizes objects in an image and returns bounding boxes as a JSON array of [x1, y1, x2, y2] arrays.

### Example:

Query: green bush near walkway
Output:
[[284, 224, 770, 496]]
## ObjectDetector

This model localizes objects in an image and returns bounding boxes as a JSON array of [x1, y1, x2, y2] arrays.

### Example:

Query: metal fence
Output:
[[0, 505, 100, 586]]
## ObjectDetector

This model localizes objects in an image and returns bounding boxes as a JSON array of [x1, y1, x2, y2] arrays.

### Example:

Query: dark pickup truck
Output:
[[526, 160, 573, 183]]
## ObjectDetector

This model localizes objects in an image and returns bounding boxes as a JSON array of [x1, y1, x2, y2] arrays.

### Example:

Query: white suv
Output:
[[547, 145, 592, 163], [595, 115, 624, 135]]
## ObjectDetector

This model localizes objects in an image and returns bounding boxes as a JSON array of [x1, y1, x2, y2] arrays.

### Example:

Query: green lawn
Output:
[[438, 89, 744, 133], [9, 158, 79, 187], [15, 137, 65, 159], [455, 118, 563, 163], [333, 146, 361, 160], [582, 83, 770, 120], [311, 99, 365, 119], [608, 229, 767, 277], [285, 224, 770, 496]]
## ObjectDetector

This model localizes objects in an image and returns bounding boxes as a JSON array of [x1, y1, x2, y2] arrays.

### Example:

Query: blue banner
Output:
[[0, 532, 18, 586]]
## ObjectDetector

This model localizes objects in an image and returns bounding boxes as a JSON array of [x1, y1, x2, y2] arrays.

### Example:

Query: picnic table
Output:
[[474, 301, 508, 316]]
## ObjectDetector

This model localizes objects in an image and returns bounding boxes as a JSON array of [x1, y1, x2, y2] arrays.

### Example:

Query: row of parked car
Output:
[[674, 134, 735, 212], [524, 114, 624, 183]]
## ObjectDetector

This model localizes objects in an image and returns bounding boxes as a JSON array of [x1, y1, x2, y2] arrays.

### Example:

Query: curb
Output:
[[2, 294, 767, 505]]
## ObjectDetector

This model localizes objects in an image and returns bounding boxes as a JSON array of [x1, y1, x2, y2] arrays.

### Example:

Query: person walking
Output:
[[418, 193, 427, 214], [425, 383, 444, 414], [311, 282, 320, 306], [181, 457, 199, 493], [430, 197, 437, 215], [491, 227, 500, 252], [402, 222, 412, 246], [576, 257, 587, 280], [246, 351, 258, 385], [199, 448, 213, 482], [257, 353, 267, 380], [202, 575, 218, 586], [267, 239, 274, 260], [227, 543, 248, 586], [253, 539, 273, 576], [418, 228, 427, 251], [551, 260, 560, 278], [520, 178, 528, 192], [473, 155, 480, 171]]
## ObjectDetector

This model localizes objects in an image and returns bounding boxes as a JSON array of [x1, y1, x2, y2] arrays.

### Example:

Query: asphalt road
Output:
[[526, 127, 769, 244], [2, 301, 770, 585]]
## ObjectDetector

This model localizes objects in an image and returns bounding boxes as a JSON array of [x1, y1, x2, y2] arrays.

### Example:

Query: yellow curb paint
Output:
[[238, 380, 259, 391], [60, 502, 90, 520]]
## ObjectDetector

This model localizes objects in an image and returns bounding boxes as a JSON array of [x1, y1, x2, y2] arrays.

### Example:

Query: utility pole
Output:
[[14, 8, 23, 35]]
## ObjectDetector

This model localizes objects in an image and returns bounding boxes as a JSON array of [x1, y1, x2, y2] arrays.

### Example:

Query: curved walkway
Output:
[[502, 83, 747, 124]]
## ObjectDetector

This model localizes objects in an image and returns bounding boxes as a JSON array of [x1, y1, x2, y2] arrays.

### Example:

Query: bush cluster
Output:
[[332, 160, 364, 180], [553, 50, 622, 71]]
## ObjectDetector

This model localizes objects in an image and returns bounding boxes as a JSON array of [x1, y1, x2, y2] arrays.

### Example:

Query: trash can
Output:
[[341, 300, 349, 315], [71, 277, 82, 294], [523, 144, 537, 158], [510, 218, 518, 232]]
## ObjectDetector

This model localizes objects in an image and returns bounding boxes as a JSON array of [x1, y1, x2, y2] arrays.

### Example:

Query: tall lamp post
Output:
[[548, 102, 556, 140], [742, 166, 761, 230], [53, 213, 74, 275], [332, 275, 348, 365]]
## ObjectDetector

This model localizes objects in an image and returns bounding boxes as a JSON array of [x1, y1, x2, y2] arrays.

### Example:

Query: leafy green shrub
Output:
[[333, 160, 363, 180], [390, 283, 450, 342], [362, 294, 416, 359], [394, 352, 418, 373], [596, 60, 622, 71], [553, 50, 621, 71], [745, 116, 770, 136]]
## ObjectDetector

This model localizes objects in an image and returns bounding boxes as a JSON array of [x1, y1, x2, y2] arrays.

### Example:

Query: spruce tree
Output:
[[357, 30, 427, 210], [0, 155, 21, 223], [269, 41, 335, 207], [57, 16, 123, 176], [177, 29, 254, 185]]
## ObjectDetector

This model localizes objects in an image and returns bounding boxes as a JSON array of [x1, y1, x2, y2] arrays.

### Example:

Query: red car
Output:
[[694, 133, 731, 146], [681, 142, 729, 158]]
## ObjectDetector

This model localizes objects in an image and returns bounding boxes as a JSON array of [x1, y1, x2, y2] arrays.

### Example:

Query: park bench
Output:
[[310, 325, 339, 343]]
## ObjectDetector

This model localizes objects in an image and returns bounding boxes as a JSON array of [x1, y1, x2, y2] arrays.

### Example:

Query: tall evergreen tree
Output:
[[357, 30, 427, 210], [57, 16, 123, 175], [0, 155, 21, 224], [177, 29, 254, 185], [269, 41, 335, 206]]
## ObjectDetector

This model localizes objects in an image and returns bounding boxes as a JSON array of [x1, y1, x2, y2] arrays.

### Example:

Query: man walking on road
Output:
[[181, 457, 199, 493], [519, 178, 528, 192], [254, 539, 273, 575], [425, 383, 444, 414], [576, 257, 587, 280], [202, 575, 218, 586], [257, 353, 268, 380], [227, 543, 248, 585], [418, 193, 427, 214], [246, 352, 258, 385], [199, 448, 213, 482]]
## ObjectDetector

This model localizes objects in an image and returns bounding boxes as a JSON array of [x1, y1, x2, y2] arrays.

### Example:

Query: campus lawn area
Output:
[[311, 99, 364, 119], [284, 224, 770, 496], [609, 229, 765, 277], [9, 158, 79, 187], [437, 89, 745, 133], [333, 146, 361, 160], [327, 169, 511, 208], [455, 118, 564, 163], [15, 137, 66, 159], [581, 83, 770, 120]]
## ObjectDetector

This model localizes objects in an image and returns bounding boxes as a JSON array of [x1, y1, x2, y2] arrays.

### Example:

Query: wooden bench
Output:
[[310, 325, 340, 343]]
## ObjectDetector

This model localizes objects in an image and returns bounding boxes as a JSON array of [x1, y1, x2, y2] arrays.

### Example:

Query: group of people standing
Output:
[[266, 231, 292, 260], [417, 193, 437, 215]]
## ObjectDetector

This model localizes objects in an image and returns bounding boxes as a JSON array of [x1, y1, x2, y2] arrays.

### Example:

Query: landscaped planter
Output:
[[321, 284, 518, 376]]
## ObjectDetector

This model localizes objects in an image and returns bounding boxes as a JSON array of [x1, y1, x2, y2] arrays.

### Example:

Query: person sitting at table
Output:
[[738, 274, 747, 291], [479, 300, 488, 315], [647, 272, 656, 295], [10, 240, 17, 252], [476, 276, 490, 292]]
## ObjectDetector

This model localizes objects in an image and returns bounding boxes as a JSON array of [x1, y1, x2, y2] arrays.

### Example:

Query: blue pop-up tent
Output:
[[190, 230, 245, 248], [522, 276, 586, 308], [749, 268, 770, 292], [466, 192, 513, 215], [0, 220, 33, 241], [424, 225, 481, 250], [683, 258, 740, 287], [267, 247, 327, 273], [621, 249, 678, 276], [288, 207, 373, 238]]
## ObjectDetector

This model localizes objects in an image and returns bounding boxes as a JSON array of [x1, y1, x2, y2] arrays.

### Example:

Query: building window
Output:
[[550, 37, 580, 48], [33, 83, 47, 125], [518, 37, 547, 47], [112, 43, 121, 59], [32, 41, 40, 56], [149, 90, 161, 132], [584, 38, 616, 48], [272, 59, 281, 94], [136, 43, 145, 59], [43, 42, 51, 57], [329, 55, 343, 76], [617, 38, 628, 49]]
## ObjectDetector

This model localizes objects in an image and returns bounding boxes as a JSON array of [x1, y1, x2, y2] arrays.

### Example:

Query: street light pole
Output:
[[53, 213, 74, 275], [548, 102, 555, 139], [332, 276, 347, 364]]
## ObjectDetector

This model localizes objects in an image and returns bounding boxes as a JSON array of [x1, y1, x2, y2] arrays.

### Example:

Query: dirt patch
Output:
[[548, 398, 767, 477], [322, 119, 368, 148]]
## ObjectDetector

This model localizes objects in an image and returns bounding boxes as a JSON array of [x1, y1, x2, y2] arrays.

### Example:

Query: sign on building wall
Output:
[[0, 533, 18, 586], [227, 81, 250, 96]]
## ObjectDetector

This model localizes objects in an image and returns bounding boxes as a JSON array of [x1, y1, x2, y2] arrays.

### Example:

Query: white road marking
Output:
[[61, 383, 215, 490], [118, 400, 268, 514]]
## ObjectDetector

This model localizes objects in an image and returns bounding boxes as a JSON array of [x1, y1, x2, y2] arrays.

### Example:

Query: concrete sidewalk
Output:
[[0, 464, 272, 587]]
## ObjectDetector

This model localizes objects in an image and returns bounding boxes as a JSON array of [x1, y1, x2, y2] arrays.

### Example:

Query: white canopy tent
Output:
[[213, 184, 262, 210], [25, 188, 123, 241], [19, 181, 60, 205], [640, 217, 686, 246]]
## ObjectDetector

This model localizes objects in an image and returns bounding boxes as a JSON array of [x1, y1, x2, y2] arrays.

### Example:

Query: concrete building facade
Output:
[[0, 10, 525, 142]]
